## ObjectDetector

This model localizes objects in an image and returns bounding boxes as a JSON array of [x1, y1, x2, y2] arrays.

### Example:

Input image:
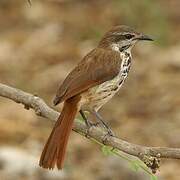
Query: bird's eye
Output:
[[124, 34, 134, 39]]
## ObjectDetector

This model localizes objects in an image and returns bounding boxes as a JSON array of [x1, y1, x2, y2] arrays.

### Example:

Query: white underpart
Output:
[[81, 49, 132, 111], [111, 43, 120, 52]]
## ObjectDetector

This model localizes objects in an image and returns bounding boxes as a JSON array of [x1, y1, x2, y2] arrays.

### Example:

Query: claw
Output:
[[85, 128, 91, 138], [85, 120, 99, 138], [102, 129, 115, 144]]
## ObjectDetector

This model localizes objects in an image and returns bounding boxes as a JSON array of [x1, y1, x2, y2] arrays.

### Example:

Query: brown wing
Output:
[[53, 48, 121, 105]]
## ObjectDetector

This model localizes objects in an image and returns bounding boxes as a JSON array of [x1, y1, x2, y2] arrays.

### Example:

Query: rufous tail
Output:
[[39, 95, 81, 169]]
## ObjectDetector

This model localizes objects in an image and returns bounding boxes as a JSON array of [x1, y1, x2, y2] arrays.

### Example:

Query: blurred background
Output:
[[0, 0, 180, 179]]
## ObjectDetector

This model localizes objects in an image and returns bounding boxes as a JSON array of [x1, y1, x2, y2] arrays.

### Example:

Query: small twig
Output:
[[27, 0, 32, 6], [0, 83, 180, 173]]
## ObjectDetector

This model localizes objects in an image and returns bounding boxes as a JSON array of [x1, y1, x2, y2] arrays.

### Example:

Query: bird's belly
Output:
[[81, 73, 126, 111], [81, 51, 131, 111]]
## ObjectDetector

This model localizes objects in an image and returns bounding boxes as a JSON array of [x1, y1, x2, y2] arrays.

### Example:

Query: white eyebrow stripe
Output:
[[112, 32, 133, 36]]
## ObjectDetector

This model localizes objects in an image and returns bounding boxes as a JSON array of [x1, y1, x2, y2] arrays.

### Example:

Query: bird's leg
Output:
[[91, 109, 115, 142], [79, 110, 96, 137], [79, 110, 91, 127]]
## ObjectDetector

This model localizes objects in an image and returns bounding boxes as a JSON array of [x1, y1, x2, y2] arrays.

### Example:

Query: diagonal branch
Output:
[[0, 83, 180, 172]]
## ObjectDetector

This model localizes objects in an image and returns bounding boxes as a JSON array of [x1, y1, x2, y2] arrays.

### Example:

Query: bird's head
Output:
[[98, 25, 153, 52]]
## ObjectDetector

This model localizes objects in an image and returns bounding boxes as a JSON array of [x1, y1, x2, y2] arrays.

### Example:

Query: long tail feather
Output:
[[39, 95, 81, 169]]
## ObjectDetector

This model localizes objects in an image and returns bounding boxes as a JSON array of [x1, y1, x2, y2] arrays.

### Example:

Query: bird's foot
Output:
[[102, 128, 115, 144], [84, 120, 99, 138]]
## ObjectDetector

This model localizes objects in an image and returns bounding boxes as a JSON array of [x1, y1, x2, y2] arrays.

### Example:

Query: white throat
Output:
[[111, 43, 132, 54], [111, 43, 120, 52]]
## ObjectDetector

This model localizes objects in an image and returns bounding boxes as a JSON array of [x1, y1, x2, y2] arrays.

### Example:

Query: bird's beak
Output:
[[137, 34, 154, 41]]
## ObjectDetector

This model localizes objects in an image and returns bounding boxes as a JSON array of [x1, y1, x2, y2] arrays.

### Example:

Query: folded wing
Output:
[[53, 48, 122, 105]]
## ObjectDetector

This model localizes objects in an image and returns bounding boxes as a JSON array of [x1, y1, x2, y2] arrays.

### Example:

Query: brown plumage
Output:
[[39, 48, 121, 170], [39, 95, 81, 169], [53, 48, 121, 105], [39, 25, 153, 170]]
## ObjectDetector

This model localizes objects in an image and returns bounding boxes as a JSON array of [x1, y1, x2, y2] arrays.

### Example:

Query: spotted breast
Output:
[[81, 51, 132, 111]]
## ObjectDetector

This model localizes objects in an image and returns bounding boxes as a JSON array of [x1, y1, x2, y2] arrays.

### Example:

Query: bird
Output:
[[39, 25, 153, 170]]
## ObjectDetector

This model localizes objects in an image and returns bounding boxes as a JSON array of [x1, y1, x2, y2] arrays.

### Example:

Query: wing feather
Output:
[[53, 48, 121, 105]]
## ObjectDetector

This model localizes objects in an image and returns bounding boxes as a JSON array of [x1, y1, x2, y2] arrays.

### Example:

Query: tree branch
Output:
[[0, 83, 180, 173]]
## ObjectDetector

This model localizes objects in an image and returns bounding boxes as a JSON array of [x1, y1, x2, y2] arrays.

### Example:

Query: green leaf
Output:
[[150, 175, 158, 180], [76, 116, 84, 123], [101, 145, 114, 156], [129, 161, 140, 172]]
